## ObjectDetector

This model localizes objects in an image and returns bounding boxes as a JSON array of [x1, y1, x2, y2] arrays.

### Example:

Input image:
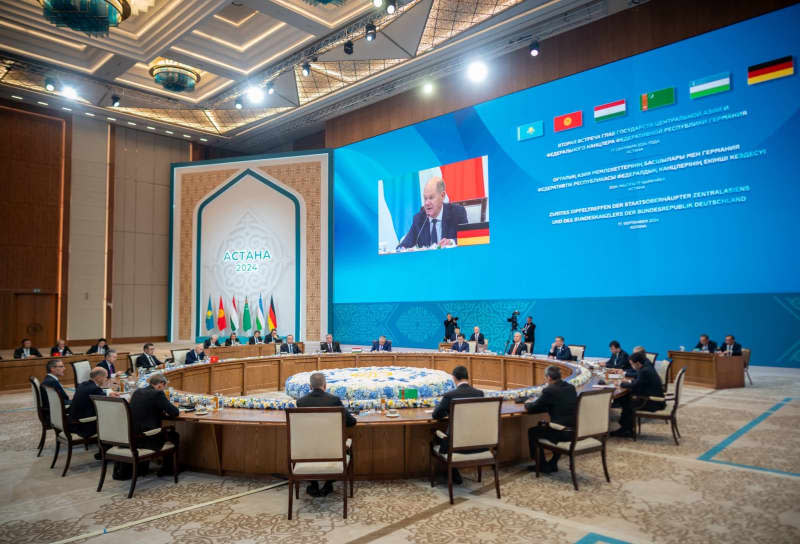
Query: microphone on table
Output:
[[398, 212, 430, 250]]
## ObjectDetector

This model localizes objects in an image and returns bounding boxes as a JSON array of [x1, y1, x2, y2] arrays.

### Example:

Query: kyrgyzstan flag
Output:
[[553, 110, 583, 132], [217, 296, 227, 331]]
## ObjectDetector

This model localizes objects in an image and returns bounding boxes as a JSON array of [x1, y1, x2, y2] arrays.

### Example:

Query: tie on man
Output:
[[328, 343, 332, 352], [430, 219, 438, 245]]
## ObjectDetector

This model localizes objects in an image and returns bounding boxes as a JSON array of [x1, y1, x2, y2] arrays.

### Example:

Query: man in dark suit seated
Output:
[[397, 177, 468, 249], [371, 336, 392, 352], [320, 334, 341, 353], [451, 334, 469, 352], [97, 350, 118, 376], [605, 340, 630, 370], [86, 338, 110, 355], [469, 326, 485, 345], [136, 343, 162, 371], [525, 365, 578, 473], [611, 351, 666, 438], [269, 330, 281, 343], [203, 334, 221, 349], [296, 372, 357, 497], [50, 339, 73, 357], [14, 338, 42, 359], [225, 332, 242, 346], [548, 336, 572, 360], [507, 332, 527, 355], [717, 334, 742, 356], [249, 330, 264, 344], [280, 335, 302, 354], [41, 359, 70, 424], [694, 334, 717, 353], [129, 373, 180, 476], [432, 365, 484, 484], [185, 343, 206, 365], [70, 367, 118, 457]]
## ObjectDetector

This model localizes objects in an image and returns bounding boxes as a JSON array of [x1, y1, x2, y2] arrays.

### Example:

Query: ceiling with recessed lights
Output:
[[0, 0, 639, 151]]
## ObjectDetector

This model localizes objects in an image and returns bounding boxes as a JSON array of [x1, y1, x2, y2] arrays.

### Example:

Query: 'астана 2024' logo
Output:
[[223, 249, 271, 272]]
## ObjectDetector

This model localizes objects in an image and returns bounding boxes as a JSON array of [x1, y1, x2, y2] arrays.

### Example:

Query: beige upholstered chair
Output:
[[43, 385, 97, 476], [91, 396, 178, 498], [634, 367, 686, 445], [71, 360, 91, 386], [467, 341, 477, 353], [430, 397, 502, 504], [170, 349, 190, 365], [285, 407, 354, 519], [476, 339, 488, 353], [128, 353, 142, 375], [657, 359, 673, 394], [645, 352, 658, 365], [534, 389, 613, 490], [742, 348, 752, 385], [30, 377, 50, 457], [567, 345, 586, 361]]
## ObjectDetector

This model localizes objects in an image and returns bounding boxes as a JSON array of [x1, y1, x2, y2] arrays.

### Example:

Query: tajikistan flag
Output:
[[229, 296, 240, 332]]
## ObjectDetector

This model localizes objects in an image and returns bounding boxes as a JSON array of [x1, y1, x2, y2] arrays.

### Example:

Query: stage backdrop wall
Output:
[[168, 152, 332, 343], [332, 6, 800, 367]]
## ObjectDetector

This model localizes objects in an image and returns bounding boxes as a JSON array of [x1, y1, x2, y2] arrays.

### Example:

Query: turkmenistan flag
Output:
[[594, 99, 626, 122], [205, 296, 214, 331], [517, 120, 543, 141], [640, 87, 675, 111], [268, 296, 277, 331], [242, 297, 252, 332], [690, 72, 730, 99]]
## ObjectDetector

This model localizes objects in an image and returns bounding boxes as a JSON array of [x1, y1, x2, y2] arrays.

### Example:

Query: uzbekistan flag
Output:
[[268, 296, 277, 331], [205, 296, 214, 331], [690, 72, 731, 99], [217, 296, 227, 331], [456, 221, 490, 246], [594, 99, 626, 122], [748, 56, 794, 85], [553, 111, 582, 132], [517, 120, 544, 141], [640, 87, 675, 111], [256, 294, 266, 332], [229, 296, 240, 331]]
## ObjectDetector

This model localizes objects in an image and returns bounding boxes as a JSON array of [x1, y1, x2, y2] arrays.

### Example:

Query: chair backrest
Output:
[[449, 397, 502, 451], [670, 367, 687, 415], [171, 349, 190, 365], [29, 376, 44, 418], [576, 389, 613, 439], [71, 360, 91, 385], [741, 348, 751, 369], [476, 339, 488, 353], [286, 407, 346, 464], [128, 353, 141, 373], [91, 396, 133, 447], [43, 385, 67, 432], [657, 359, 673, 393], [567, 344, 586, 361], [645, 352, 658, 365], [467, 340, 477, 353]]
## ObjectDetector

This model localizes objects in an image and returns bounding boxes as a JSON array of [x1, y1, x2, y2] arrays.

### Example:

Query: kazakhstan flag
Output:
[[205, 296, 214, 331], [517, 120, 544, 141]]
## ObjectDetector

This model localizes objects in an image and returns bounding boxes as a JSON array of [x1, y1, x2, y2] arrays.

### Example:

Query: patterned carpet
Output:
[[1, 367, 798, 544]]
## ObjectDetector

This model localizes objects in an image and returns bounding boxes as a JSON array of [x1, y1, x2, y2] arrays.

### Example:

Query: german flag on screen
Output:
[[748, 56, 794, 85], [456, 222, 490, 246]]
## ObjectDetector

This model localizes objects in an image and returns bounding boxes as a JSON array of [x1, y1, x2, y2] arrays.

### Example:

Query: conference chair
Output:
[[91, 395, 178, 498], [285, 407, 354, 519], [29, 377, 50, 457], [70, 360, 91, 386], [567, 344, 586, 361], [525, 342, 533, 354], [170, 349, 190, 365], [128, 353, 142, 375], [475, 339, 488, 353], [534, 388, 613, 491], [43, 385, 97, 477], [453, 197, 488, 223], [634, 367, 687, 446], [430, 397, 502, 504], [657, 359, 674, 394], [742, 348, 752, 385], [468, 341, 477, 353], [645, 352, 658, 365]]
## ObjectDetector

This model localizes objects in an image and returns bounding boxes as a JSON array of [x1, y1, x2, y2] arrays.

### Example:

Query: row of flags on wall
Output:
[[517, 54, 795, 141], [205, 294, 277, 333]]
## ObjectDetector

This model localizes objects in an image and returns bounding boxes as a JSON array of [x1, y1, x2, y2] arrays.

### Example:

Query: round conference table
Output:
[[162, 351, 620, 479]]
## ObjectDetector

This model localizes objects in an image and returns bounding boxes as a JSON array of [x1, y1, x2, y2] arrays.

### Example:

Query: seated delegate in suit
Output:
[[371, 336, 392, 352], [717, 334, 742, 356], [185, 343, 207, 365], [320, 334, 342, 353], [397, 177, 468, 249], [432, 365, 484, 484], [70, 367, 118, 444], [507, 332, 528, 355], [203, 334, 221, 349], [50, 339, 73, 357], [86, 338, 110, 355], [451, 334, 469, 353], [14, 338, 42, 359], [249, 330, 265, 344], [522, 316, 536, 348], [469, 326, 485, 345], [280, 335, 302, 354], [611, 351, 666, 438], [225, 332, 242, 346], [548, 336, 572, 361], [694, 334, 717, 353], [525, 365, 578, 473], [605, 340, 630, 370], [129, 373, 180, 476], [443, 314, 457, 341], [136, 343, 162, 371], [296, 372, 357, 497], [41, 359, 70, 424], [97, 350, 118, 376]]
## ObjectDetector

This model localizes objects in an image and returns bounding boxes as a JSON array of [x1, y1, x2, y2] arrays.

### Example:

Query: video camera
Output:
[[507, 310, 520, 330]]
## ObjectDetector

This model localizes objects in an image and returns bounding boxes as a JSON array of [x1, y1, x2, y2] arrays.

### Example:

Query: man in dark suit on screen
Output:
[[296, 372, 356, 497], [320, 334, 341, 353], [397, 177, 468, 249]]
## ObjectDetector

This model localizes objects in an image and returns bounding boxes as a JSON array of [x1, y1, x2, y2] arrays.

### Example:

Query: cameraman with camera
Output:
[[443, 313, 459, 341]]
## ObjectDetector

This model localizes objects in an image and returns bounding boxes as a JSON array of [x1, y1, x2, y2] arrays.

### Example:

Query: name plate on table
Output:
[[402, 388, 418, 399]]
